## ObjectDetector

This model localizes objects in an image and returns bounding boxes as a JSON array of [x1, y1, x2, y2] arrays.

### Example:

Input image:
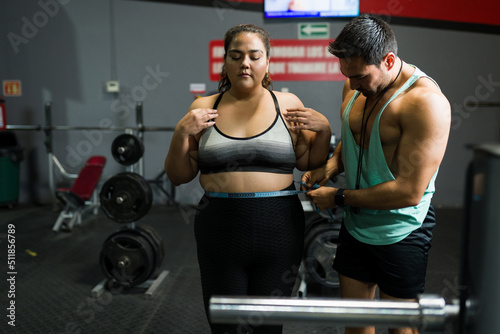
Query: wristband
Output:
[[335, 188, 345, 208]]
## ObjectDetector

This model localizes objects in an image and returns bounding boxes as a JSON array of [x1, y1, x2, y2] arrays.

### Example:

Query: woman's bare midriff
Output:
[[200, 172, 294, 193]]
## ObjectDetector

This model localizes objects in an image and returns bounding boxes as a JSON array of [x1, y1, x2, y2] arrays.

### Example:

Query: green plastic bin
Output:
[[0, 131, 24, 207]]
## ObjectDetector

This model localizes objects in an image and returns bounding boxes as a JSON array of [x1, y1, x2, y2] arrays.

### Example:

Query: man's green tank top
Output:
[[341, 65, 439, 245]]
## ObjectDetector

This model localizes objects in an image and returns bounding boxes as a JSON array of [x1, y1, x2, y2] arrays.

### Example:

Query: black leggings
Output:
[[194, 189, 305, 334]]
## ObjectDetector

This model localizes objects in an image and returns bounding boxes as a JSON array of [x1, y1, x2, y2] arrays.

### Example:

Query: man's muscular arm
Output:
[[306, 83, 450, 211], [343, 87, 451, 210]]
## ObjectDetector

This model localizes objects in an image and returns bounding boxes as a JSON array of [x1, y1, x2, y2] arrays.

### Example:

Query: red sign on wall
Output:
[[3, 80, 22, 97], [209, 39, 345, 82]]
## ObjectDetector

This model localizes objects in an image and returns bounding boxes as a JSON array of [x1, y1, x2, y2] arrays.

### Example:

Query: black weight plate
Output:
[[127, 224, 165, 274], [303, 223, 340, 288], [128, 172, 153, 200], [100, 230, 155, 287], [100, 172, 153, 223], [304, 213, 330, 238], [111, 134, 144, 166]]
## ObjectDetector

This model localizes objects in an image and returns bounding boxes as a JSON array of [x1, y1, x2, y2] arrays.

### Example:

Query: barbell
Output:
[[209, 294, 460, 333]]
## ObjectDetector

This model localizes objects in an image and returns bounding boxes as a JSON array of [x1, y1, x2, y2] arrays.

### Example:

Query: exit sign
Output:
[[298, 23, 330, 39], [3, 80, 22, 97]]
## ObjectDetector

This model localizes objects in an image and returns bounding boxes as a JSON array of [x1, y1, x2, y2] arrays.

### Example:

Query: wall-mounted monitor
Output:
[[264, 0, 359, 19]]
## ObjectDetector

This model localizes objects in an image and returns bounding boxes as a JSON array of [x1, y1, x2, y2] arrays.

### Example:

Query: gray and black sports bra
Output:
[[197, 90, 296, 175]]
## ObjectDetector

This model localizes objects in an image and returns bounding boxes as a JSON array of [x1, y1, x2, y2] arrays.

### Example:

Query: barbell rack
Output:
[[4, 101, 176, 204]]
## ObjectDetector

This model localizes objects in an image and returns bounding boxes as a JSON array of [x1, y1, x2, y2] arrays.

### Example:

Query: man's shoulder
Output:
[[396, 77, 450, 122], [404, 75, 446, 105]]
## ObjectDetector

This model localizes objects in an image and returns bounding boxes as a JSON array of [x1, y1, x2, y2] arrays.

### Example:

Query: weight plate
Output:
[[99, 225, 165, 288], [304, 213, 330, 238], [100, 230, 155, 288], [111, 134, 144, 166], [100, 172, 153, 223], [128, 224, 165, 272], [303, 223, 341, 288]]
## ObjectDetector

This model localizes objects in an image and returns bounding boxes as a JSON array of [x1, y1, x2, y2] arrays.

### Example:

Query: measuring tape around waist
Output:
[[204, 189, 305, 198], [204, 181, 318, 199], [204, 182, 337, 219]]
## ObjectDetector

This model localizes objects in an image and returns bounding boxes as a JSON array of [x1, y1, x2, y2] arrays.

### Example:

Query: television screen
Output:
[[264, 0, 359, 18]]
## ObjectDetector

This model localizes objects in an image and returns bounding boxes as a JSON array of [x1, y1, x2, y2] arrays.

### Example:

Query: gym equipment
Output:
[[95, 103, 169, 297], [5, 101, 176, 206], [0, 96, 6, 130], [97, 135, 170, 296], [100, 172, 153, 223], [52, 155, 106, 232], [459, 144, 500, 333], [300, 173, 344, 289], [111, 133, 144, 166], [99, 224, 165, 288], [0, 131, 24, 207], [209, 294, 459, 333], [303, 218, 340, 288]]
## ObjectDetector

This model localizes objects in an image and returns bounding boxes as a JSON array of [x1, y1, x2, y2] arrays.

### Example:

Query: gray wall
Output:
[[1, 0, 499, 207]]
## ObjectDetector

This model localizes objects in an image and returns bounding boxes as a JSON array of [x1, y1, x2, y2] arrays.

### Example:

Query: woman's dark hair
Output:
[[328, 14, 398, 66], [218, 24, 273, 93]]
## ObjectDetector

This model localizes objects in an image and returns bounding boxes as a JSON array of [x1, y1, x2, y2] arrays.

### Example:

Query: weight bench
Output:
[[52, 155, 106, 232]]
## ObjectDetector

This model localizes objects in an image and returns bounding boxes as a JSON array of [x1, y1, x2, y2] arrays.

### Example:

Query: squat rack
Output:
[[5, 101, 176, 204]]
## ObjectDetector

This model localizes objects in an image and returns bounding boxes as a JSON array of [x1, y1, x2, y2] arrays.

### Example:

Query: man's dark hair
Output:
[[328, 14, 398, 66]]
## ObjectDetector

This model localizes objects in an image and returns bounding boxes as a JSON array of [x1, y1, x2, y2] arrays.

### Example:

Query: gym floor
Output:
[[0, 202, 462, 334]]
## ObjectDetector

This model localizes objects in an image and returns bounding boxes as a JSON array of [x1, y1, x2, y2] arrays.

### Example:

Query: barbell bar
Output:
[[209, 294, 459, 333], [4, 101, 175, 132], [5, 124, 176, 132]]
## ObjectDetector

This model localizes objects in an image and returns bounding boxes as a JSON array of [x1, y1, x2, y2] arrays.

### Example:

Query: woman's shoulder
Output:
[[189, 92, 221, 110], [271, 90, 304, 108]]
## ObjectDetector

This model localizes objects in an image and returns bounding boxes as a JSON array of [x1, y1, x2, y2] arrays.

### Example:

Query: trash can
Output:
[[0, 131, 24, 207]]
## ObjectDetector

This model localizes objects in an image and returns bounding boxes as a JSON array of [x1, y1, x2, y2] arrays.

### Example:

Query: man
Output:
[[287, 14, 451, 334]]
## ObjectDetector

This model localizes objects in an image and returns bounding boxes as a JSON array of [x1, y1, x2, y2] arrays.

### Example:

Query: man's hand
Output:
[[284, 107, 330, 133], [306, 187, 337, 211], [300, 166, 330, 190]]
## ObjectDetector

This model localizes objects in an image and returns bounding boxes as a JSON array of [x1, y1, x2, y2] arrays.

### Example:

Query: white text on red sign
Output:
[[209, 39, 344, 82]]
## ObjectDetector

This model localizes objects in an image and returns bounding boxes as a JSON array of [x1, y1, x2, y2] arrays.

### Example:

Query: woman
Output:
[[165, 24, 331, 333]]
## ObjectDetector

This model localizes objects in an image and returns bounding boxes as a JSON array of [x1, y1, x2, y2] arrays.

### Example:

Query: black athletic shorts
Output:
[[333, 204, 436, 299]]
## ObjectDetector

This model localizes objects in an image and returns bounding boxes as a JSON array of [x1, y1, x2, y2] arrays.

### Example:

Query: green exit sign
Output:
[[298, 23, 330, 39]]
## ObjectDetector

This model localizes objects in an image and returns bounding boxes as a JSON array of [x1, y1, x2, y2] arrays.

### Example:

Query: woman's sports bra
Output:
[[197, 90, 296, 174]]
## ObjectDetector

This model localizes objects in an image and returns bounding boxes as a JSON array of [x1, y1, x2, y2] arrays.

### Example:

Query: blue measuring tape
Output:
[[204, 189, 304, 198], [205, 182, 336, 219], [204, 181, 317, 199]]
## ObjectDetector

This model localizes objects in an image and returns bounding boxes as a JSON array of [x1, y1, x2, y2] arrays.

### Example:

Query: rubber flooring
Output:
[[0, 204, 463, 333]]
